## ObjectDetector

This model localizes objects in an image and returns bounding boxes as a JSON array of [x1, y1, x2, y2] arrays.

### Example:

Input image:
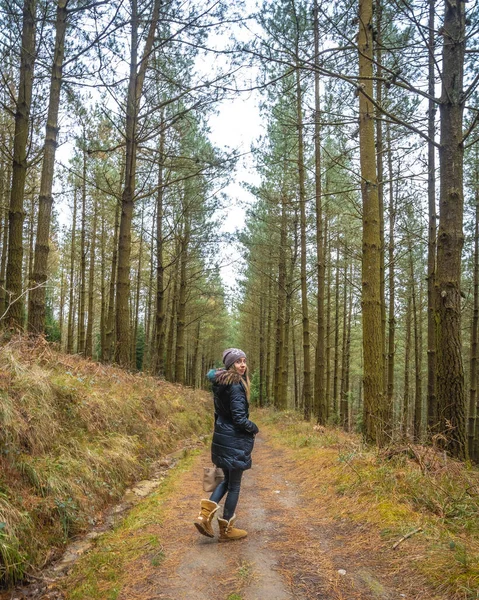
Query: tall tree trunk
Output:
[[67, 187, 77, 354], [281, 288, 291, 410], [409, 240, 422, 441], [259, 292, 265, 406], [85, 193, 98, 357], [5, 0, 36, 329], [340, 253, 349, 429], [333, 243, 340, 420], [175, 203, 190, 385], [26, 191, 35, 321], [427, 0, 438, 432], [325, 220, 332, 417], [131, 201, 145, 368], [295, 62, 312, 420], [404, 293, 412, 438], [100, 206, 106, 360], [154, 145, 166, 376], [166, 259, 179, 381], [274, 192, 287, 407], [435, 0, 467, 459], [191, 320, 201, 389], [115, 0, 161, 367], [292, 315, 299, 410], [358, 0, 386, 445], [313, 0, 326, 425], [469, 164, 479, 460], [0, 160, 11, 317], [281, 252, 295, 410], [375, 0, 387, 397], [265, 273, 273, 401], [105, 200, 120, 361], [77, 144, 87, 354], [344, 265, 353, 431], [28, 0, 68, 333], [144, 200, 156, 371], [386, 121, 396, 421], [59, 262, 65, 346], [0, 137, 5, 317]]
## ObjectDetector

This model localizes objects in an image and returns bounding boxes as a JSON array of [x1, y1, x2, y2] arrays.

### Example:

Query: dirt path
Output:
[[94, 433, 422, 600], [4, 431, 441, 600]]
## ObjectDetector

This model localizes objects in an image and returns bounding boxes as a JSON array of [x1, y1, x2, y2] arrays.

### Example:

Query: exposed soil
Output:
[[2, 431, 444, 600]]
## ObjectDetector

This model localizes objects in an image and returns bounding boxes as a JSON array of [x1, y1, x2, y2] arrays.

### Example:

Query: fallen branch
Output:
[[393, 527, 423, 550]]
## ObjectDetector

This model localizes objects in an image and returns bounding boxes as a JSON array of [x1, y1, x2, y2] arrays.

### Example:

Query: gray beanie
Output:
[[222, 348, 246, 370]]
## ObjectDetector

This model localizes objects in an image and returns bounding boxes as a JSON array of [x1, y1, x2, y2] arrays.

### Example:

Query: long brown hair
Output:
[[229, 364, 250, 401]]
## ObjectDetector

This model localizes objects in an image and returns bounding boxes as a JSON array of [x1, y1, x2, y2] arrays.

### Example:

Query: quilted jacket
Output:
[[207, 368, 259, 471]]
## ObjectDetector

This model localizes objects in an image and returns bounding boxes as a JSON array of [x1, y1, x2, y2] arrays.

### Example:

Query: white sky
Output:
[[207, 92, 263, 289]]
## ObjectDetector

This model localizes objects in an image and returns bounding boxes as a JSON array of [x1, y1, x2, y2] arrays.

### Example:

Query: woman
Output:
[[194, 348, 259, 542]]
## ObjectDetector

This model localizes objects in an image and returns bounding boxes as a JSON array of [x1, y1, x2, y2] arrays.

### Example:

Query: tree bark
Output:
[[165, 258, 179, 381], [77, 142, 87, 354], [435, 0, 467, 459], [375, 0, 387, 397], [28, 0, 68, 333], [115, 0, 161, 366], [105, 200, 120, 361], [358, 0, 387, 445], [85, 193, 98, 357], [131, 201, 145, 368], [5, 0, 36, 329], [404, 293, 412, 438], [274, 192, 287, 408], [175, 213, 190, 386], [265, 272, 273, 401], [469, 163, 479, 460], [100, 206, 106, 360], [313, 0, 326, 425], [191, 320, 201, 388], [154, 127, 166, 376], [295, 63, 312, 420], [0, 159, 11, 317], [409, 239, 422, 441], [386, 121, 396, 421], [333, 243, 340, 420], [325, 219, 332, 417], [427, 0, 438, 432], [340, 252, 349, 429], [67, 187, 77, 354]]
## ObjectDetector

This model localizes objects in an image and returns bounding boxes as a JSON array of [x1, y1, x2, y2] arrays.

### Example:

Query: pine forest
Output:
[[1, 0, 479, 463]]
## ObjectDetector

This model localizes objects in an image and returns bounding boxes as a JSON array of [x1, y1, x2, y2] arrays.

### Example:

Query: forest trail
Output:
[[4, 430, 444, 600]]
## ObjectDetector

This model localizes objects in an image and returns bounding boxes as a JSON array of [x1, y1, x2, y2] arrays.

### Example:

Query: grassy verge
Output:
[[0, 337, 213, 585], [258, 409, 479, 600], [60, 451, 198, 600]]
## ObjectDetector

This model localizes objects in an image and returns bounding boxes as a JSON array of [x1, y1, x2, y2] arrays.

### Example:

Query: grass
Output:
[[258, 408, 479, 599], [0, 336, 214, 586], [61, 451, 198, 600]]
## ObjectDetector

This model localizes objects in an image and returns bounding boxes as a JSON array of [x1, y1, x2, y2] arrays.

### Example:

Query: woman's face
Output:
[[233, 357, 247, 375]]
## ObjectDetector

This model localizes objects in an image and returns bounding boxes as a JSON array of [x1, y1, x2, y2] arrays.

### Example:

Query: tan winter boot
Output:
[[217, 514, 247, 542], [194, 499, 219, 538]]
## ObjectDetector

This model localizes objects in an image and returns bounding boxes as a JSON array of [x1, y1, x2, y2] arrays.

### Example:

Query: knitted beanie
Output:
[[222, 348, 246, 370]]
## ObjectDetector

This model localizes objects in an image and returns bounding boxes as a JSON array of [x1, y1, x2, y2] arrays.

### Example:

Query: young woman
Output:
[[194, 348, 259, 542]]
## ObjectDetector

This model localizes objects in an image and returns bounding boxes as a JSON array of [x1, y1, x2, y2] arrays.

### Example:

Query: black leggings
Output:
[[209, 468, 243, 521]]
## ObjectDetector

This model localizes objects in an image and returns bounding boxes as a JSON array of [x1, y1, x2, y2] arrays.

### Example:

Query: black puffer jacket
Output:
[[207, 368, 259, 471]]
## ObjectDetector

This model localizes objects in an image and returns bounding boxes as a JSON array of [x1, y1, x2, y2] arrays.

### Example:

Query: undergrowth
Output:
[[0, 337, 213, 586], [60, 452, 198, 600], [260, 408, 479, 600]]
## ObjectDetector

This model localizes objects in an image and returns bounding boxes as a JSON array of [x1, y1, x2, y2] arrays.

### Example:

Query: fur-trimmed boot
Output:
[[194, 499, 220, 538], [217, 514, 247, 542]]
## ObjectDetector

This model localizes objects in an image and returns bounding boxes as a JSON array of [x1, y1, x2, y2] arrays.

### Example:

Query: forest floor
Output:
[[1, 427, 454, 600]]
